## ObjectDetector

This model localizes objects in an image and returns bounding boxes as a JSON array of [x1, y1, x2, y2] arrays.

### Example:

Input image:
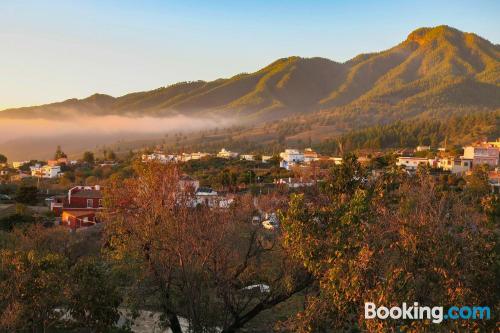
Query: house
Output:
[[189, 152, 210, 160], [50, 185, 104, 229], [192, 187, 233, 208], [275, 177, 315, 188], [462, 142, 499, 167], [489, 169, 500, 194], [329, 157, 343, 165], [416, 145, 431, 152], [437, 157, 472, 174], [261, 155, 273, 163], [279, 149, 304, 170], [61, 210, 98, 229], [30, 165, 61, 178], [396, 157, 432, 171], [240, 154, 255, 161], [12, 161, 29, 169], [217, 148, 239, 159], [261, 213, 279, 230], [487, 139, 500, 148], [195, 187, 218, 202], [179, 152, 210, 161], [303, 148, 319, 163], [180, 153, 194, 162], [47, 158, 69, 166], [142, 152, 175, 163]]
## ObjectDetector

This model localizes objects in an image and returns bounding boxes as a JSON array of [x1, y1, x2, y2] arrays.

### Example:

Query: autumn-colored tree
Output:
[[281, 155, 498, 332], [102, 162, 310, 332]]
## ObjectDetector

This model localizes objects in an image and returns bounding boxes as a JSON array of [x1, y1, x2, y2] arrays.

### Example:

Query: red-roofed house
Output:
[[50, 185, 103, 229]]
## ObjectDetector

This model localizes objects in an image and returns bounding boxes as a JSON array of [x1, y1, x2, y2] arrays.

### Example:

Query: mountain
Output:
[[1, 25, 498, 123]]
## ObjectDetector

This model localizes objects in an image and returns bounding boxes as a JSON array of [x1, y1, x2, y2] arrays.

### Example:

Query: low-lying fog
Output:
[[0, 115, 233, 161]]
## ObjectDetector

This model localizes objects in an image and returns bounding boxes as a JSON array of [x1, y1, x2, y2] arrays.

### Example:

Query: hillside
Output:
[[1, 25, 498, 122]]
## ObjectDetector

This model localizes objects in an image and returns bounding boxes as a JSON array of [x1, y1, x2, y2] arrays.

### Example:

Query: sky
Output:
[[0, 0, 499, 110]]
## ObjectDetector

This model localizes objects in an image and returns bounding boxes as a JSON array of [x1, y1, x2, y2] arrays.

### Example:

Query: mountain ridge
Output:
[[1, 25, 498, 122]]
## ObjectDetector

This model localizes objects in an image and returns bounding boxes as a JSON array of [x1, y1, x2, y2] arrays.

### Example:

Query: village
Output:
[[0, 139, 499, 232]]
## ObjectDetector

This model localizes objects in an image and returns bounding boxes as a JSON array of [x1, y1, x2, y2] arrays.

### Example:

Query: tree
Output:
[[15, 186, 38, 205], [67, 257, 122, 332], [281, 157, 498, 332], [0, 211, 36, 231], [465, 164, 491, 203], [0, 153, 7, 164], [106, 150, 117, 161], [54, 145, 67, 159], [103, 162, 310, 332], [82, 151, 95, 164], [0, 226, 123, 332], [0, 250, 67, 331]]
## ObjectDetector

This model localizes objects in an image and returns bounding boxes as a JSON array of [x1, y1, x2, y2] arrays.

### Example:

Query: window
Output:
[[86, 199, 93, 208], [98, 199, 103, 207]]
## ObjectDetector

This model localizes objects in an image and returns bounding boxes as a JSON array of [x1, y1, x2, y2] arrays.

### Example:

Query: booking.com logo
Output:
[[365, 302, 491, 324]]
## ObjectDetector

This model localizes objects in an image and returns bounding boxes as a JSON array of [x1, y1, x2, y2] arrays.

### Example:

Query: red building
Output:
[[61, 210, 98, 229], [51, 185, 103, 229]]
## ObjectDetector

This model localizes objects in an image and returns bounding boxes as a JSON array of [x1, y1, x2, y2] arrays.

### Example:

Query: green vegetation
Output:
[[181, 156, 288, 190], [82, 151, 95, 164], [0, 227, 122, 332], [15, 186, 39, 205], [54, 145, 67, 159], [317, 110, 500, 153]]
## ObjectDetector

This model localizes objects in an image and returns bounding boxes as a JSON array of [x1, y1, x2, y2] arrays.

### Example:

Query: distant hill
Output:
[[1, 25, 498, 122]]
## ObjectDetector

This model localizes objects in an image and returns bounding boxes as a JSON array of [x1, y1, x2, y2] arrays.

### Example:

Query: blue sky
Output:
[[0, 0, 498, 109]]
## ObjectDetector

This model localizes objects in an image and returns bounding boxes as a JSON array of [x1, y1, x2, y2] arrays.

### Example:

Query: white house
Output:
[[437, 157, 472, 174], [142, 152, 175, 163], [181, 152, 210, 161], [192, 187, 234, 208], [416, 145, 431, 152], [275, 177, 315, 188], [279, 149, 304, 170], [240, 154, 255, 161], [217, 148, 239, 159], [396, 157, 431, 171], [31, 165, 61, 178], [303, 148, 319, 163], [462, 143, 499, 167]]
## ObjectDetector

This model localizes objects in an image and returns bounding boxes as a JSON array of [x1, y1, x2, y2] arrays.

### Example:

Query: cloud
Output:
[[0, 115, 232, 143]]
